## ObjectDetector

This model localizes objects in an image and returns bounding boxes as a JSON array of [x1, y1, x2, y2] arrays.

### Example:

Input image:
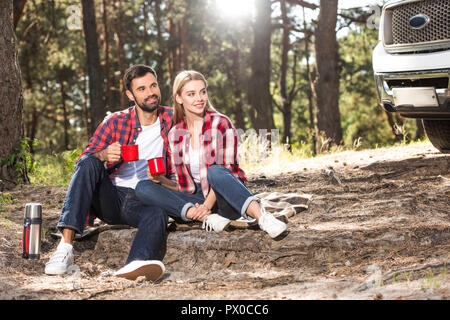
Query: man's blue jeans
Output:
[[135, 165, 259, 222], [57, 155, 168, 264]]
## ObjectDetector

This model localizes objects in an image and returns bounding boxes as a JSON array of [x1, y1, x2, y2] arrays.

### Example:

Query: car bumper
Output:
[[374, 71, 450, 119], [373, 44, 450, 119]]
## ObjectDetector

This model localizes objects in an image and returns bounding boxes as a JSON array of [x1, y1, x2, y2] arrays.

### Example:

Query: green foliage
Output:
[[17, 0, 89, 154], [0, 138, 36, 184], [338, 27, 393, 149], [29, 149, 82, 187], [0, 193, 13, 204]]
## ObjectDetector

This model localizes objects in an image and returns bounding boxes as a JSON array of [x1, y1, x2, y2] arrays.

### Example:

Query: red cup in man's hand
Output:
[[148, 157, 165, 175], [122, 145, 139, 161]]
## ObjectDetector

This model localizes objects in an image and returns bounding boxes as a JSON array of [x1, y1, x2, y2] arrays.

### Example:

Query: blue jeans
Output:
[[135, 165, 259, 222], [57, 155, 168, 264]]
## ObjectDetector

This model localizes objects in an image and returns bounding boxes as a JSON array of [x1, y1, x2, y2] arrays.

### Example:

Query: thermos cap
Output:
[[24, 203, 42, 219]]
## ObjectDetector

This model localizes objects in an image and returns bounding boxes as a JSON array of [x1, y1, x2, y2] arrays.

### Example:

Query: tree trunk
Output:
[[384, 111, 404, 142], [59, 78, 69, 150], [226, 38, 246, 131], [0, 0, 28, 189], [142, 1, 151, 66], [22, 38, 39, 154], [154, 0, 167, 101], [102, 0, 113, 111], [81, 0, 106, 135], [82, 71, 91, 140], [13, 0, 27, 29], [113, 0, 127, 110], [280, 0, 292, 146], [167, 15, 181, 86], [303, 6, 316, 155], [312, 0, 342, 153], [415, 118, 425, 140], [28, 106, 38, 154], [248, 0, 275, 131], [181, 14, 189, 69]]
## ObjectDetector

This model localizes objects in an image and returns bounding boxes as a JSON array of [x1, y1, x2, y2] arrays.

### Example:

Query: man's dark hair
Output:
[[123, 65, 157, 92]]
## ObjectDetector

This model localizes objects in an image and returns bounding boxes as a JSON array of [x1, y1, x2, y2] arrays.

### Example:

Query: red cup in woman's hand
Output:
[[148, 157, 165, 175], [122, 145, 139, 161]]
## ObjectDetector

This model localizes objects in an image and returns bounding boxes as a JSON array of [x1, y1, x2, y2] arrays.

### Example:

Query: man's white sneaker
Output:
[[202, 214, 231, 232], [44, 242, 74, 275], [258, 213, 287, 238], [114, 260, 165, 281]]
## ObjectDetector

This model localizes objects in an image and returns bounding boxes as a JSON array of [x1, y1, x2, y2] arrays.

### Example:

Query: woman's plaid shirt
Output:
[[168, 111, 247, 197]]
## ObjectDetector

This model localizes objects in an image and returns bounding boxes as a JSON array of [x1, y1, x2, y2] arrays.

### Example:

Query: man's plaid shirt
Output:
[[168, 111, 247, 197], [78, 105, 173, 225], [79, 105, 173, 174]]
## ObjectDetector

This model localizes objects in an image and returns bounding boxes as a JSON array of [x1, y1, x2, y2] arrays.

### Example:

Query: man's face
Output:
[[126, 73, 161, 113]]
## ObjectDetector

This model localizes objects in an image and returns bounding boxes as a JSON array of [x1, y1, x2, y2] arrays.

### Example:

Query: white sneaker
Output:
[[114, 260, 165, 281], [258, 212, 287, 238], [202, 214, 232, 232], [44, 242, 74, 275]]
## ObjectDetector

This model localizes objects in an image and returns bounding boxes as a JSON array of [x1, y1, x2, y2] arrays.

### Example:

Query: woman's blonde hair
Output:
[[172, 70, 216, 124]]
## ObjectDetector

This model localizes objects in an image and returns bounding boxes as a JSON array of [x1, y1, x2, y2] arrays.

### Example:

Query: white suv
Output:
[[373, 0, 450, 152]]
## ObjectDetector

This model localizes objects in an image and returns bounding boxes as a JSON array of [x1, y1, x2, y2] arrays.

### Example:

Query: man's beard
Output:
[[134, 94, 160, 113]]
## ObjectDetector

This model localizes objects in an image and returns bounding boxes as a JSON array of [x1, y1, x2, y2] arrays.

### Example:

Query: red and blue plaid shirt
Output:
[[79, 105, 173, 174], [79, 105, 174, 225], [168, 111, 247, 197]]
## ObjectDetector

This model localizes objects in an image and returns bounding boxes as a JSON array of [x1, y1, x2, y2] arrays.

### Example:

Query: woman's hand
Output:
[[186, 203, 211, 221], [195, 203, 211, 219], [146, 169, 163, 184], [146, 169, 180, 191]]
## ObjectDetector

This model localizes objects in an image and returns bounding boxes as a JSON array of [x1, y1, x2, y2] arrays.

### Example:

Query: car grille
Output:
[[384, 0, 450, 53]]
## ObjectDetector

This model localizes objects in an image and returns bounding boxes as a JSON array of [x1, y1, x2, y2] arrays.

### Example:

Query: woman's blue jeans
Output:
[[135, 165, 259, 222], [57, 155, 168, 264]]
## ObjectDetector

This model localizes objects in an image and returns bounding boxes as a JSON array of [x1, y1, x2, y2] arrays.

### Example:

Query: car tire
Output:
[[422, 119, 450, 153]]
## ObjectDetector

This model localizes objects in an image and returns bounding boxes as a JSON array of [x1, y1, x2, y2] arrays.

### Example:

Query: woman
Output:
[[135, 70, 287, 238]]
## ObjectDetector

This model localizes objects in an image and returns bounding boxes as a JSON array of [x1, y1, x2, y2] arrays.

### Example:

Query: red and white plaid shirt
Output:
[[168, 111, 247, 197], [78, 105, 173, 226], [79, 105, 173, 176]]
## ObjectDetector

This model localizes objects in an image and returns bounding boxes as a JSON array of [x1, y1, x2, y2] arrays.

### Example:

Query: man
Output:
[[44, 65, 173, 281]]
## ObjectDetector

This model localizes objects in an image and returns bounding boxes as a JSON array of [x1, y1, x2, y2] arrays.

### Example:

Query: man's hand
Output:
[[94, 141, 122, 163]]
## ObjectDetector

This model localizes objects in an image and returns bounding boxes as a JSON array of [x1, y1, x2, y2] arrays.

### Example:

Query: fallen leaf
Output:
[[225, 257, 237, 268], [374, 293, 383, 300]]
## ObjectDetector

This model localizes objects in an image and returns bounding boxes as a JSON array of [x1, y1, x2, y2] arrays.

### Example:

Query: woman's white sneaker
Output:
[[44, 242, 74, 275], [258, 213, 287, 238], [202, 214, 231, 232]]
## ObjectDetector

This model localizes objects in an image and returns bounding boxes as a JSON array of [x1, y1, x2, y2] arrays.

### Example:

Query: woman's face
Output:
[[176, 80, 208, 118]]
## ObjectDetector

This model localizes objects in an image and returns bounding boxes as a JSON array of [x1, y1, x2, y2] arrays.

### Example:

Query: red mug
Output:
[[148, 157, 165, 175], [122, 145, 139, 161]]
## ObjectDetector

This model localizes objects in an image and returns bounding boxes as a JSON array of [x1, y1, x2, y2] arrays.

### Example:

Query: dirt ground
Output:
[[0, 142, 448, 300]]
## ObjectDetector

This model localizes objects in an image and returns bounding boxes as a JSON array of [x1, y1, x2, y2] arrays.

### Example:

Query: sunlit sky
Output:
[[214, 0, 385, 21], [213, 0, 385, 38]]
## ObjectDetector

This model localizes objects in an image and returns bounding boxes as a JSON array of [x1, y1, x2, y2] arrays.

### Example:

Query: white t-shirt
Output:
[[189, 144, 201, 183], [110, 118, 164, 189]]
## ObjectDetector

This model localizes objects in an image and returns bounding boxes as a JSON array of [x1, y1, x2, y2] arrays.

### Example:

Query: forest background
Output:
[[2, 0, 424, 188]]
